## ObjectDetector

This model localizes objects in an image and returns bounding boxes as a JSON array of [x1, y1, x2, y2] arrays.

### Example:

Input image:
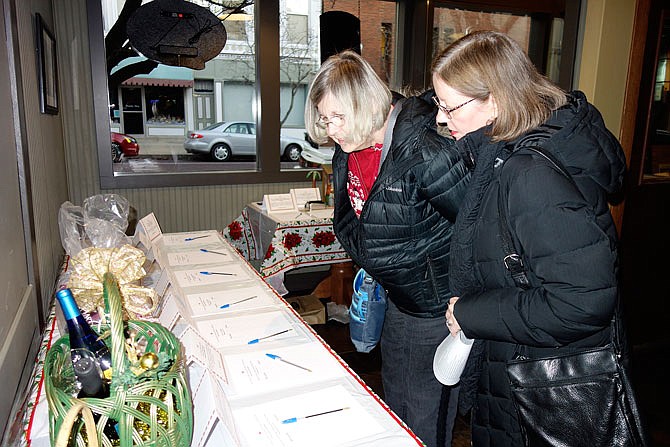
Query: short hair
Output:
[[305, 51, 392, 146], [431, 31, 567, 142]]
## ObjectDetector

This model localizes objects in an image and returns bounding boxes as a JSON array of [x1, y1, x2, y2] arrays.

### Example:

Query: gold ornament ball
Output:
[[139, 352, 159, 370]]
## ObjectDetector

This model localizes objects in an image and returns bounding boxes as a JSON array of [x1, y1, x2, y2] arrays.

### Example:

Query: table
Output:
[[11, 231, 423, 447], [223, 203, 353, 304]]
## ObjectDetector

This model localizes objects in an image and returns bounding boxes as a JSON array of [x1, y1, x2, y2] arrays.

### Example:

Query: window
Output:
[[145, 87, 185, 125], [229, 123, 249, 134], [286, 14, 308, 44], [432, 1, 577, 89], [636, 6, 670, 182], [225, 19, 248, 42], [88, 0, 578, 188]]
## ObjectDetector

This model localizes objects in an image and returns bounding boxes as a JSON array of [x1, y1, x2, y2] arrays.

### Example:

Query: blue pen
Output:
[[265, 353, 312, 372], [200, 248, 227, 256], [200, 271, 235, 276], [184, 235, 209, 241], [220, 295, 257, 309], [281, 407, 350, 424], [248, 329, 292, 344]]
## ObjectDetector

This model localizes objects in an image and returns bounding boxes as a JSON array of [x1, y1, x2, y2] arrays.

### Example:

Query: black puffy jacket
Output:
[[451, 91, 626, 446], [332, 93, 469, 317]]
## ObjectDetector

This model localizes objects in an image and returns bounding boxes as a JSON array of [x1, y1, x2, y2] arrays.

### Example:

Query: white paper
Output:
[[180, 326, 228, 384], [290, 188, 321, 210], [233, 385, 385, 447], [157, 289, 182, 330], [190, 366, 218, 447], [224, 343, 347, 396], [263, 193, 296, 213], [195, 310, 296, 348], [151, 283, 171, 319], [152, 268, 172, 297], [183, 285, 276, 318], [166, 248, 232, 267], [210, 372, 242, 446], [138, 212, 162, 243], [172, 264, 250, 288], [265, 211, 307, 223], [162, 231, 220, 247], [305, 208, 334, 220], [190, 365, 241, 447]]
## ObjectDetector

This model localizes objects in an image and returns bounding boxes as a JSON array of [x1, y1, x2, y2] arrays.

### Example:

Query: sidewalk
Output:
[[135, 136, 186, 156]]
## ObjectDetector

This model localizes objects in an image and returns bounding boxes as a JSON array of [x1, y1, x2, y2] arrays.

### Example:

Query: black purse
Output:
[[498, 146, 648, 447]]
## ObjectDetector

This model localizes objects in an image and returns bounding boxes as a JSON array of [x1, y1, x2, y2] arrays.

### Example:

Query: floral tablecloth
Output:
[[222, 208, 259, 260], [222, 205, 350, 295]]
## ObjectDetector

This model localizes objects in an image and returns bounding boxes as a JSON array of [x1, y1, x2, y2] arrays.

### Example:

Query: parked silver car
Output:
[[184, 121, 308, 162], [300, 144, 335, 166]]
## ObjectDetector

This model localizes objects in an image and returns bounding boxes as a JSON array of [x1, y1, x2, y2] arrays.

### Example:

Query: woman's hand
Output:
[[445, 297, 461, 336]]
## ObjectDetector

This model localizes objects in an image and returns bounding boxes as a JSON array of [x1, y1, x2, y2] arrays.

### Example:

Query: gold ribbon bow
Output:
[[68, 245, 157, 319]]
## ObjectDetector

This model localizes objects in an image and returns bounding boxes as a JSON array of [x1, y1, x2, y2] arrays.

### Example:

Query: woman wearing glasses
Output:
[[433, 31, 629, 445], [305, 50, 468, 447]]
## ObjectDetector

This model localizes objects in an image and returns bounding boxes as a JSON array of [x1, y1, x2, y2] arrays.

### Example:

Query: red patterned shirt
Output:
[[347, 143, 383, 217]]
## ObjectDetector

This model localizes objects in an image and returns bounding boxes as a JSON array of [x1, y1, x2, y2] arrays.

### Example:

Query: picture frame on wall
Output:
[[35, 13, 58, 115]]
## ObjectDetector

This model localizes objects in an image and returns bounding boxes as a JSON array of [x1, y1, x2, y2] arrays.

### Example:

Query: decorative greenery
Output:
[[306, 170, 322, 188]]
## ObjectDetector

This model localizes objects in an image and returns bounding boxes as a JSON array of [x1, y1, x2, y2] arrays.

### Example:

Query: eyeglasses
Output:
[[316, 113, 345, 129], [432, 96, 477, 120]]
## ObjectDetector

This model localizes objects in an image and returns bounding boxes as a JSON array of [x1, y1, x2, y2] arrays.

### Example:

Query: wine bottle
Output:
[[57, 289, 119, 445], [71, 350, 108, 397], [68, 352, 119, 446], [55, 289, 112, 380]]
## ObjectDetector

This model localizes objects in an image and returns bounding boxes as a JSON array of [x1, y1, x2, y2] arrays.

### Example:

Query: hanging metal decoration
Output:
[[126, 0, 227, 69]]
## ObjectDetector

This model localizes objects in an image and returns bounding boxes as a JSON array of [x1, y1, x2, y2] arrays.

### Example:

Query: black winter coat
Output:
[[450, 91, 626, 446], [332, 94, 469, 317]]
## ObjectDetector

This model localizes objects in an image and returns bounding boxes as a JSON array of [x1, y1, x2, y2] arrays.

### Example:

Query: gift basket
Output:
[[44, 273, 193, 447]]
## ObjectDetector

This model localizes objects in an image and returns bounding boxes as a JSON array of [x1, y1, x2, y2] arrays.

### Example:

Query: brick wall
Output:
[[322, 0, 396, 83]]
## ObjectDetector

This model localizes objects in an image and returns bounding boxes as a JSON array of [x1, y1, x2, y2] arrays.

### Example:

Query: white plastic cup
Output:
[[433, 331, 474, 386]]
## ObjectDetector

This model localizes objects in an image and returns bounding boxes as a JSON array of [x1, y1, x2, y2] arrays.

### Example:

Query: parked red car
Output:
[[111, 132, 140, 163]]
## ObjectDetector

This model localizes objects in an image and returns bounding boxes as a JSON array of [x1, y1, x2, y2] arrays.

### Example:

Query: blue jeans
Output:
[[381, 300, 460, 447]]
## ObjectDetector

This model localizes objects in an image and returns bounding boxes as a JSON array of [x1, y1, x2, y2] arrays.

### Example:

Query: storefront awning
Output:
[[122, 77, 194, 88], [113, 56, 195, 88]]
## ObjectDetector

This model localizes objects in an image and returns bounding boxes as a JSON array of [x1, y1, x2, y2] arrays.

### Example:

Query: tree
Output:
[[233, 7, 320, 127], [278, 12, 320, 127]]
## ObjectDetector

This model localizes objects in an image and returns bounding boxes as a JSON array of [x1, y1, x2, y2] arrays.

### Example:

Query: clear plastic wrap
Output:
[[59, 194, 131, 257], [58, 201, 88, 257], [83, 194, 129, 229]]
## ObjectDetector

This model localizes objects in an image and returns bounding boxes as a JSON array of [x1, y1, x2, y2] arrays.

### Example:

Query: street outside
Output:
[[134, 136, 187, 157], [114, 136, 304, 173]]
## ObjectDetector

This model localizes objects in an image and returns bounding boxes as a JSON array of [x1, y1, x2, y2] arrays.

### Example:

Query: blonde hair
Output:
[[305, 51, 392, 146], [432, 31, 567, 142]]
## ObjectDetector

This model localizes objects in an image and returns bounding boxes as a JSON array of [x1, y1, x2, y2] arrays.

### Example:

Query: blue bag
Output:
[[349, 268, 388, 353]]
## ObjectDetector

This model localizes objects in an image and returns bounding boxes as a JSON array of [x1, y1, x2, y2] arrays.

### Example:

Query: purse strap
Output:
[[497, 145, 580, 289], [497, 146, 624, 354], [497, 124, 567, 258], [378, 97, 405, 174]]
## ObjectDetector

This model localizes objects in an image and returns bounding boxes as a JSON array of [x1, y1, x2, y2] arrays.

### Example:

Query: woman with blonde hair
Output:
[[305, 50, 468, 447], [432, 31, 635, 445]]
